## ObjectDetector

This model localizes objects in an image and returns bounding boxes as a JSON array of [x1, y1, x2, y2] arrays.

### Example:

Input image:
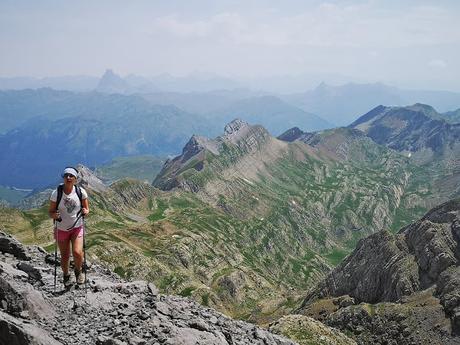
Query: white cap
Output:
[[63, 167, 78, 178]]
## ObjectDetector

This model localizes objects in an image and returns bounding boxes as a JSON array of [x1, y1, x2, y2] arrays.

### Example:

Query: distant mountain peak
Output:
[[96, 69, 129, 94], [316, 81, 328, 90], [153, 120, 273, 191], [102, 68, 116, 77]]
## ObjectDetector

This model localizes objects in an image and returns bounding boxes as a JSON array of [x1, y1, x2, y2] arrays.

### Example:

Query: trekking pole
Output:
[[54, 220, 57, 293], [83, 215, 87, 297]]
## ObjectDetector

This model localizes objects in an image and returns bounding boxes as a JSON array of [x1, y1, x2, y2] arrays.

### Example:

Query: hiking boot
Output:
[[63, 273, 72, 287], [75, 269, 85, 285]]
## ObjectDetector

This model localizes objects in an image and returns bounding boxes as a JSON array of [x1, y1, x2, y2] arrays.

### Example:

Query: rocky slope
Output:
[[295, 198, 460, 344], [0, 231, 297, 345]]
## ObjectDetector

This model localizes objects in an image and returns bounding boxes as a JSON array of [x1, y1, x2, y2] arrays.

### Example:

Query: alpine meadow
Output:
[[1, 2, 460, 345]]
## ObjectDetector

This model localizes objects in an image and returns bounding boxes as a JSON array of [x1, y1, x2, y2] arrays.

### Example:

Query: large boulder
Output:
[[0, 310, 62, 345], [0, 232, 30, 261]]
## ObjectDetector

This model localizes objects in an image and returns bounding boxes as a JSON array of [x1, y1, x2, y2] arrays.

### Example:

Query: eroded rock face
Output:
[[297, 198, 460, 344], [300, 231, 420, 305], [301, 199, 460, 305], [0, 232, 296, 345]]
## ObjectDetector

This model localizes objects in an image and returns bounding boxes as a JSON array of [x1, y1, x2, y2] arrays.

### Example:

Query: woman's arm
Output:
[[81, 198, 89, 216], [48, 201, 60, 220]]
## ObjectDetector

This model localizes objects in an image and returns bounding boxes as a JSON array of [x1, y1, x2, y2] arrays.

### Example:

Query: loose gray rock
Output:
[[17, 262, 42, 281], [0, 232, 296, 345]]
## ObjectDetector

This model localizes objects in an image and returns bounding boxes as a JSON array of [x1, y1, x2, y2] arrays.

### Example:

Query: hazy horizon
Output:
[[1, 0, 459, 92]]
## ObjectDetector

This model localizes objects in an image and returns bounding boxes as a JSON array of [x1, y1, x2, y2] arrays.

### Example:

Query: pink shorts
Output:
[[54, 226, 84, 242]]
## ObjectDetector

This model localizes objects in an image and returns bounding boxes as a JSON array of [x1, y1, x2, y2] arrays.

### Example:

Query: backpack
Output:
[[55, 184, 83, 211]]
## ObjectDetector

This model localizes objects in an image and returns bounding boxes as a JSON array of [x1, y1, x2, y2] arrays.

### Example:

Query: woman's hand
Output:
[[81, 208, 89, 216], [49, 210, 61, 220]]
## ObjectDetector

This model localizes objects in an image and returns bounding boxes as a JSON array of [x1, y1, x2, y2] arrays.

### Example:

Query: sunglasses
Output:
[[63, 173, 76, 178]]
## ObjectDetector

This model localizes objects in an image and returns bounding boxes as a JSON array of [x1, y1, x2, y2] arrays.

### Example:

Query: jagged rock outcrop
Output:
[[296, 198, 460, 344], [182, 135, 220, 161], [0, 231, 296, 345], [78, 164, 108, 193], [101, 178, 158, 213], [221, 119, 272, 153], [300, 199, 460, 306], [277, 127, 309, 142]]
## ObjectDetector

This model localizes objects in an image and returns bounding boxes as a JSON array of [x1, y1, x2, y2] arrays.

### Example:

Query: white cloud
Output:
[[1, 0, 459, 90], [428, 59, 447, 69], [150, 2, 460, 49]]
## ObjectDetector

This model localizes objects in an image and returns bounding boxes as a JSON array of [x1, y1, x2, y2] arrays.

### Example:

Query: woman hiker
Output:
[[48, 167, 89, 286]]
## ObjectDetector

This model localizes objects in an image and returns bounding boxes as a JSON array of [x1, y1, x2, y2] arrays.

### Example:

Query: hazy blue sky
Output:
[[1, 0, 459, 91]]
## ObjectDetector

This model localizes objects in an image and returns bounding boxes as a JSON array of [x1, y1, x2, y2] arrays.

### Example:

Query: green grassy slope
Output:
[[94, 155, 166, 183]]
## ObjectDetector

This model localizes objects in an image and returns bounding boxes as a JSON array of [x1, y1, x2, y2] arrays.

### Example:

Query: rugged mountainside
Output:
[[269, 315, 356, 345], [349, 103, 460, 204], [149, 120, 453, 318], [155, 119, 437, 236], [0, 231, 298, 345], [349, 103, 460, 162], [295, 198, 460, 344]]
